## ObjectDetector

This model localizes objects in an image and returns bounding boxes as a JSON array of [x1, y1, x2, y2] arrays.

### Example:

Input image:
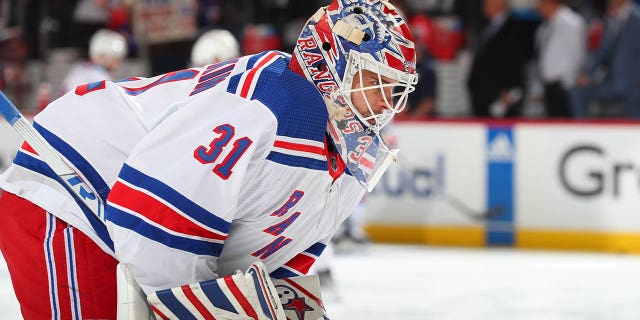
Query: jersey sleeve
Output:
[[105, 91, 277, 294]]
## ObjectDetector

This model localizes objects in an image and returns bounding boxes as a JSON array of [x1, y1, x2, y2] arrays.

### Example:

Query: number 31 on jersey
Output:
[[194, 123, 253, 180]]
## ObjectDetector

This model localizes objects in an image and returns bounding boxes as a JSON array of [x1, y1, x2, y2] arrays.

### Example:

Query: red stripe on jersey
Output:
[[20, 141, 38, 155], [224, 277, 259, 319], [273, 140, 325, 155], [150, 305, 170, 320], [109, 181, 228, 241], [284, 253, 316, 275], [240, 52, 281, 98], [181, 285, 217, 320]]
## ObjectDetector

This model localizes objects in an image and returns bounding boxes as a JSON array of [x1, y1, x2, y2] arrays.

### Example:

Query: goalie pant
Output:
[[0, 51, 365, 318], [0, 192, 119, 320]]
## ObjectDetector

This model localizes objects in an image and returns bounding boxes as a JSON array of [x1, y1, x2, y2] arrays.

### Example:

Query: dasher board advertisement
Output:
[[365, 121, 640, 252]]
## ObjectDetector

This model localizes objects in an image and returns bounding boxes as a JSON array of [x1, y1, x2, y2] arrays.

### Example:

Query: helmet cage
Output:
[[339, 51, 417, 133]]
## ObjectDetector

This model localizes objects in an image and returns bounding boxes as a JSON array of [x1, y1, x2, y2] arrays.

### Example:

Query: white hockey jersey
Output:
[[0, 51, 366, 294]]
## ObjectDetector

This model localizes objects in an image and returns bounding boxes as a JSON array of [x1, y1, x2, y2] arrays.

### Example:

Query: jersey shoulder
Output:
[[226, 51, 328, 143]]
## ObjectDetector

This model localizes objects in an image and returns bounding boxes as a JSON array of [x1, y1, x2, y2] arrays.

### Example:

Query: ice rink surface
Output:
[[3, 244, 640, 320]]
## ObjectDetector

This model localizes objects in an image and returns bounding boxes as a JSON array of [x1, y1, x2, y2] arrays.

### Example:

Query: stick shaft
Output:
[[0, 91, 104, 221]]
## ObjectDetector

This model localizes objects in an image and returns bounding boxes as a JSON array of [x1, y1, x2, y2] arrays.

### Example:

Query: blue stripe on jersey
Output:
[[33, 122, 110, 202], [305, 242, 326, 256], [86, 81, 104, 91], [227, 73, 241, 94], [190, 77, 227, 96], [155, 289, 197, 320], [266, 152, 327, 171], [269, 267, 299, 279], [199, 278, 237, 314], [105, 204, 224, 256], [13, 151, 115, 252], [190, 63, 236, 96], [201, 63, 234, 81], [118, 164, 231, 235]]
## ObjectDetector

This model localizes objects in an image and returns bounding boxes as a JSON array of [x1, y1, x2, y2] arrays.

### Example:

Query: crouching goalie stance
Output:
[[0, 0, 417, 318]]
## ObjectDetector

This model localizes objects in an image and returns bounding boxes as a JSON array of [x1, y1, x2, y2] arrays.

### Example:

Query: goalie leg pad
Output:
[[116, 263, 154, 320], [146, 262, 286, 320], [272, 275, 330, 320]]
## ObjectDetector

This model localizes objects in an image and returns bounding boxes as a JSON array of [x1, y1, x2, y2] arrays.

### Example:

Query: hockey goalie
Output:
[[0, 0, 418, 319]]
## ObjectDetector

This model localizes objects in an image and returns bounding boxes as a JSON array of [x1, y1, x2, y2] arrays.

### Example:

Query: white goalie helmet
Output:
[[190, 29, 240, 66], [89, 29, 127, 61], [291, 0, 418, 191]]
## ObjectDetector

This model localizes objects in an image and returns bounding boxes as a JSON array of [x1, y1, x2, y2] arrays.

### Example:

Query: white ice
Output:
[[2, 244, 640, 319]]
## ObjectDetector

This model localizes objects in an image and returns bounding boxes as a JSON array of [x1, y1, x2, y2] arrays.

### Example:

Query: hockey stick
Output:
[[0, 91, 105, 221], [439, 192, 504, 221], [394, 153, 504, 221]]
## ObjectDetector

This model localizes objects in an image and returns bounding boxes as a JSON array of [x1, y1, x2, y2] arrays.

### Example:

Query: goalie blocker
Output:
[[122, 262, 329, 320]]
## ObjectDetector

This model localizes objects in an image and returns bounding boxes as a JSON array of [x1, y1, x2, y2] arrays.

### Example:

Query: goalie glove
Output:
[[147, 262, 286, 320]]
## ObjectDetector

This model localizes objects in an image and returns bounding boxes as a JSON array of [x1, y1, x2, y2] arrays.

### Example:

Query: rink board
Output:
[[365, 120, 640, 254]]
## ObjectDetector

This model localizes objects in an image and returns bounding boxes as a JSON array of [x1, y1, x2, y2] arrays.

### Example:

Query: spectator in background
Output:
[[536, 0, 587, 117], [467, 0, 538, 118], [570, 0, 640, 118], [58, 29, 127, 97]]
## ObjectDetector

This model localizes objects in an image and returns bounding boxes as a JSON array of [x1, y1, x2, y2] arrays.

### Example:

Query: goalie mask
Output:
[[291, 0, 418, 191]]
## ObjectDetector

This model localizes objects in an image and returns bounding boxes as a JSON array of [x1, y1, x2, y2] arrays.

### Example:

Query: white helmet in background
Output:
[[89, 29, 127, 61], [190, 29, 240, 66]]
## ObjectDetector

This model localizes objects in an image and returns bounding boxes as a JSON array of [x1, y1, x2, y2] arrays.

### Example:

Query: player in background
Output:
[[58, 29, 127, 97], [0, 0, 418, 319], [190, 29, 240, 67]]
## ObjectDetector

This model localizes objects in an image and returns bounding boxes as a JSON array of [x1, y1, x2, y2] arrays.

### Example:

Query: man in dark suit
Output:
[[570, 0, 640, 118], [467, 0, 538, 117]]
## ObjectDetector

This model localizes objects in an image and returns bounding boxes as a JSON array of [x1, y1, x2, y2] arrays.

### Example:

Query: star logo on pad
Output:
[[283, 296, 314, 319]]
